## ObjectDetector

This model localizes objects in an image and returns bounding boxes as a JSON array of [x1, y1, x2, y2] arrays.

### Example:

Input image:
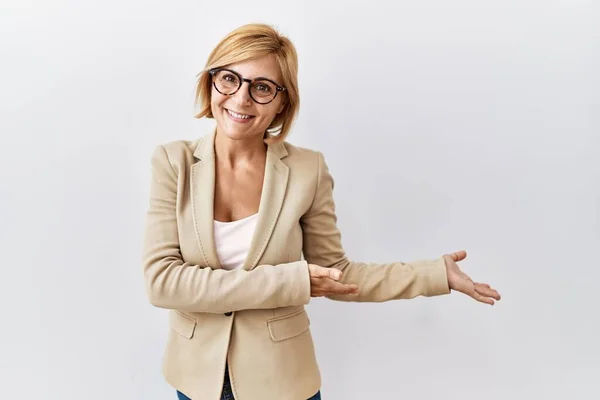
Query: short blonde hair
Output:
[[194, 23, 300, 144]]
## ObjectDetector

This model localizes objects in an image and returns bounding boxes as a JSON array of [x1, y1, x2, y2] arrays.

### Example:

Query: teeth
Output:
[[227, 109, 252, 119]]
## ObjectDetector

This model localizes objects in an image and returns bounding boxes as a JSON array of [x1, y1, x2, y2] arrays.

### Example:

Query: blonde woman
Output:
[[142, 23, 501, 400]]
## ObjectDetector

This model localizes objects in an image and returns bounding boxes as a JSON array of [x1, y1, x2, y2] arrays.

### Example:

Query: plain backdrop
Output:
[[1, 0, 598, 399]]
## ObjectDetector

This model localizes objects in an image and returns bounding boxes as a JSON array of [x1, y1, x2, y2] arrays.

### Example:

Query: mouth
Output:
[[225, 108, 255, 122]]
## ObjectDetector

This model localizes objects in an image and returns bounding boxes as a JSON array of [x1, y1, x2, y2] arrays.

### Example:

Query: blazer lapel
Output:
[[190, 129, 290, 271], [243, 141, 289, 271], [191, 130, 222, 269]]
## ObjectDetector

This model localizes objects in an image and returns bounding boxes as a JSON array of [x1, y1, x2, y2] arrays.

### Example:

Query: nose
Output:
[[231, 80, 252, 105]]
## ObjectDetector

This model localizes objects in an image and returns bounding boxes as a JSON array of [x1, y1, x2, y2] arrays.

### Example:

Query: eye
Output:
[[253, 82, 273, 93], [257, 84, 270, 92], [222, 73, 239, 84]]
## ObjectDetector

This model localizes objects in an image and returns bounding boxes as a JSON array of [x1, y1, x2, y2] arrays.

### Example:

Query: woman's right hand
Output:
[[308, 264, 359, 297]]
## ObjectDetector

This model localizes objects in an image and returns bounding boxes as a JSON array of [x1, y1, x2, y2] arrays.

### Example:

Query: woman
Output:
[[142, 23, 501, 400]]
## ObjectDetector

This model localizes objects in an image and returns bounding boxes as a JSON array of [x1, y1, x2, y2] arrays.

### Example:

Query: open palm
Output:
[[444, 250, 501, 305]]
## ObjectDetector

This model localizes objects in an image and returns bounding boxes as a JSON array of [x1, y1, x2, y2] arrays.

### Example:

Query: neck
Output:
[[214, 128, 267, 168]]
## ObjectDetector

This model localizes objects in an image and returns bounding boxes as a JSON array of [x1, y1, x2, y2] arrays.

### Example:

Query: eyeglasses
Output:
[[208, 68, 286, 105]]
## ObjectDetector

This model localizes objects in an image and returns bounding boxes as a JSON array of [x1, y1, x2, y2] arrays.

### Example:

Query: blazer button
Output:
[[224, 311, 232, 316]]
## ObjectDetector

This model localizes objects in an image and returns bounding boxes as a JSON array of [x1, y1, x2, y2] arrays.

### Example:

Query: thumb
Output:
[[310, 265, 341, 280], [449, 250, 467, 262], [326, 268, 342, 280]]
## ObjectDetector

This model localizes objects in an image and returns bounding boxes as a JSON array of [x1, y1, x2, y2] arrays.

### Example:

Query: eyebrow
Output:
[[227, 68, 280, 85], [255, 76, 276, 82]]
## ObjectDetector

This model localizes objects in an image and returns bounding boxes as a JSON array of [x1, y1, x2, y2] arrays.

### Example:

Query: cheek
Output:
[[271, 97, 285, 116], [211, 88, 226, 108], [259, 97, 281, 116], [254, 109, 276, 124], [211, 97, 228, 118], [266, 103, 283, 120]]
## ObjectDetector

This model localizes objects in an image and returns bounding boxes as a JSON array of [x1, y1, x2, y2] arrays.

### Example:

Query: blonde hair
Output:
[[194, 23, 300, 144]]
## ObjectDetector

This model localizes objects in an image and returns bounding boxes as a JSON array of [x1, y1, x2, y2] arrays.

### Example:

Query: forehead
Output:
[[225, 54, 282, 82]]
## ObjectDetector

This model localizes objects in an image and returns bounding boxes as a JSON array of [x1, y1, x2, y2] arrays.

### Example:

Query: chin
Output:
[[220, 129, 253, 141], [216, 111, 265, 141]]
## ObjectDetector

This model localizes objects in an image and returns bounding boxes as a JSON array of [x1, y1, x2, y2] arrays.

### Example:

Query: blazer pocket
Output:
[[267, 309, 310, 342], [170, 310, 197, 339]]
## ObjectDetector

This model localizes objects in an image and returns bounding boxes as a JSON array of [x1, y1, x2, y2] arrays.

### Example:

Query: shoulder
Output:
[[282, 141, 333, 187], [282, 141, 325, 170], [150, 136, 209, 170], [154, 138, 201, 160], [159, 138, 199, 155]]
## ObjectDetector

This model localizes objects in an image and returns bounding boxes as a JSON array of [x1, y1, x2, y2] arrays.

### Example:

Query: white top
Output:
[[213, 213, 258, 270]]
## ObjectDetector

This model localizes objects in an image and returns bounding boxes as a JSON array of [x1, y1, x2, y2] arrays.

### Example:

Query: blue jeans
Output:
[[176, 363, 321, 400], [177, 391, 321, 400]]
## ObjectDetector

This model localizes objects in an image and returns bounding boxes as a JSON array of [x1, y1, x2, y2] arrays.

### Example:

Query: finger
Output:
[[450, 250, 467, 262], [310, 277, 352, 294], [474, 282, 500, 299], [311, 266, 342, 280], [326, 268, 342, 281], [310, 284, 329, 298], [475, 283, 501, 300], [326, 280, 357, 292], [325, 280, 359, 295], [471, 290, 495, 305]]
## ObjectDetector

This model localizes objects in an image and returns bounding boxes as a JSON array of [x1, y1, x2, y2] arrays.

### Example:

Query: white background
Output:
[[1, 0, 598, 399]]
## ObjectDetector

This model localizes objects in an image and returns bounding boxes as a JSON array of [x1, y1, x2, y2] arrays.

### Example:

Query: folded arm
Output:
[[142, 145, 311, 313]]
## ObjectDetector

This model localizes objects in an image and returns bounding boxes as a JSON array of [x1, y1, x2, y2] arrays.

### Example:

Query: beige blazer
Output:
[[142, 129, 450, 400]]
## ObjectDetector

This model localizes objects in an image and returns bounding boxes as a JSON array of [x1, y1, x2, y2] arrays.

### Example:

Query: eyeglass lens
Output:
[[213, 70, 278, 104]]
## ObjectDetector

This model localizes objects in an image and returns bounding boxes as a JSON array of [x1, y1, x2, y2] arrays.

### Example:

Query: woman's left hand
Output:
[[443, 250, 501, 305]]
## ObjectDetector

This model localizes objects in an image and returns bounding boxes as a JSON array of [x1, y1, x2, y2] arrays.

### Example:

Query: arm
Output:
[[300, 151, 450, 302], [142, 145, 311, 313]]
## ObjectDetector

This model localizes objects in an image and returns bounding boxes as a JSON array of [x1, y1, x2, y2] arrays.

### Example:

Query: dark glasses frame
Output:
[[208, 67, 287, 105]]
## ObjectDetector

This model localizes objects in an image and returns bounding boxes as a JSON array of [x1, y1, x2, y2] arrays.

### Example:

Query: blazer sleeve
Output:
[[300, 151, 451, 302], [142, 145, 311, 313]]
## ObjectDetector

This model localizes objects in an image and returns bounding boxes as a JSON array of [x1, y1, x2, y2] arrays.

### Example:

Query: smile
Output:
[[226, 109, 255, 120]]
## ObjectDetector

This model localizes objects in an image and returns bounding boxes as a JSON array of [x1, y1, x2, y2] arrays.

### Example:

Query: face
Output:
[[210, 54, 286, 142]]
